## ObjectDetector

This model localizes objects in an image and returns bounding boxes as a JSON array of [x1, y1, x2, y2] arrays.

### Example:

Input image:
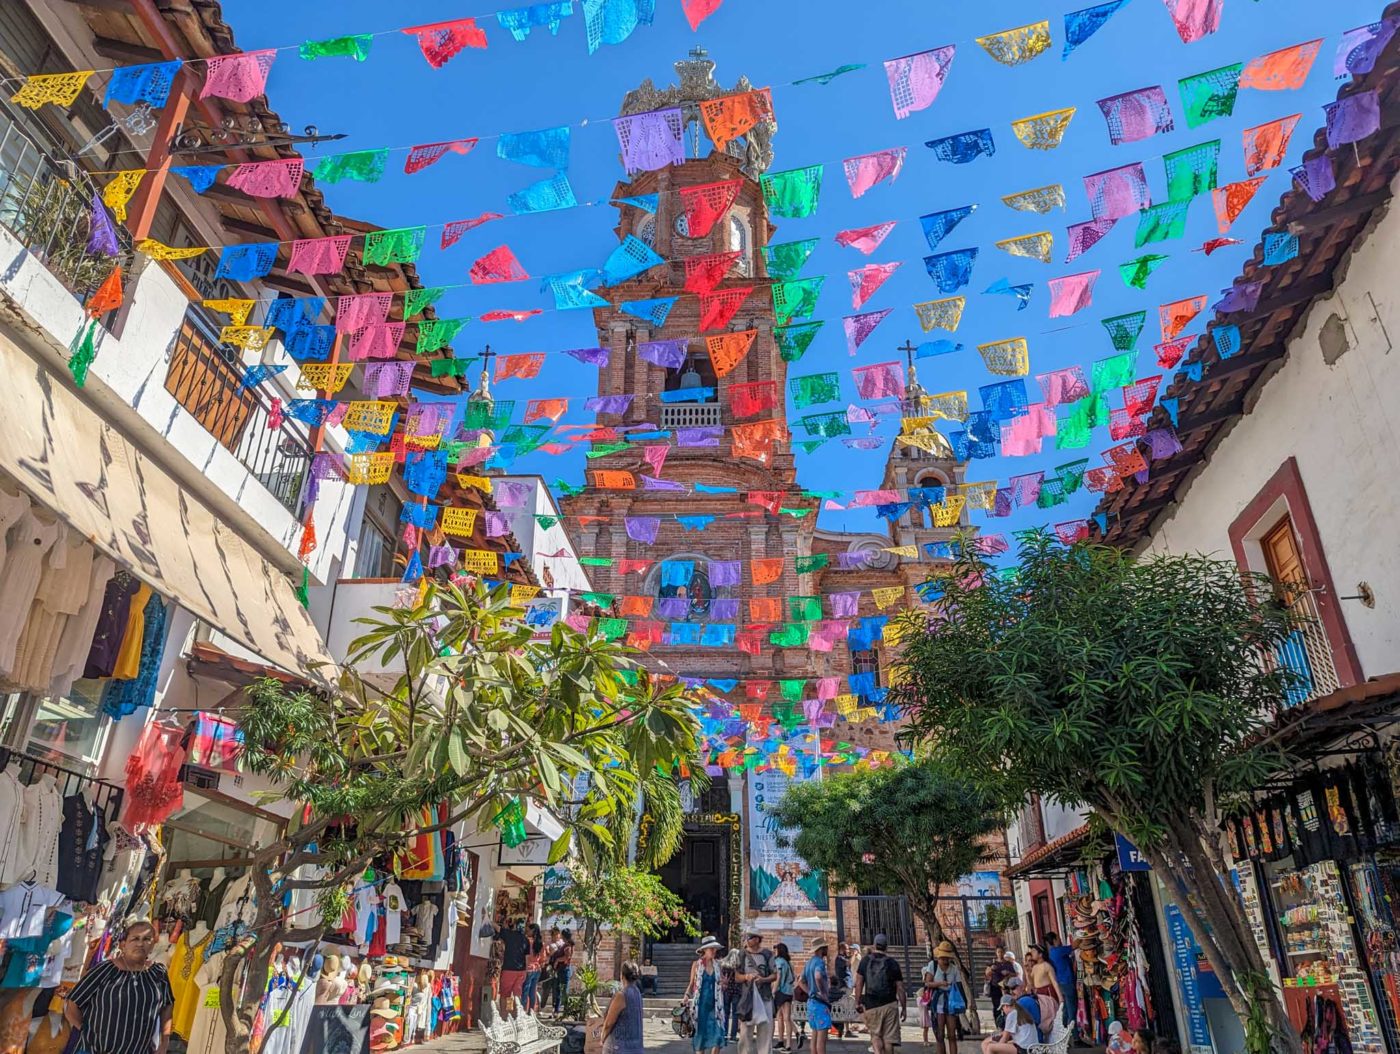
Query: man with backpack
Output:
[[735, 930, 780, 1054], [854, 935, 905, 1054]]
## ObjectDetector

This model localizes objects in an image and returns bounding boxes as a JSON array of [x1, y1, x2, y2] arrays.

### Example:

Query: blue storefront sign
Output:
[[1116, 833, 1152, 871], [1165, 904, 1214, 1054]]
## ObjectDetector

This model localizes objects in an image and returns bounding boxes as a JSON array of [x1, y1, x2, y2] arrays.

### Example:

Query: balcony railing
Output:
[[164, 308, 311, 515], [1274, 588, 1342, 708], [0, 106, 132, 300], [660, 403, 723, 429]]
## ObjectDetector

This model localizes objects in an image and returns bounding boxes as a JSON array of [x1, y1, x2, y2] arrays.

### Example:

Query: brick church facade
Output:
[[562, 51, 990, 955]]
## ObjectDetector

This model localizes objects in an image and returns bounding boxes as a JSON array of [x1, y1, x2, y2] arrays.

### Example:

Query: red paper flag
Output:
[[495, 353, 545, 381], [683, 251, 742, 294], [470, 245, 529, 284], [698, 287, 754, 331], [403, 19, 487, 69], [729, 381, 778, 418], [87, 267, 123, 317], [525, 398, 568, 422], [679, 180, 742, 238], [405, 138, 478, 175], [682, 0, 724, 30]]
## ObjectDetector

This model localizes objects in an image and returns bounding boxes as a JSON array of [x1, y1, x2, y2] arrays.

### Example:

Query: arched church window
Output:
[[727, 214, 751, 276], [850, 648, 882, 689], [638, 216, 657, 247], [658, 567, 713, 618]]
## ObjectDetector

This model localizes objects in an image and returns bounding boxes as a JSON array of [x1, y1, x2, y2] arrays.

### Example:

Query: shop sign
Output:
[[499, 835, 554, 867], [1116, 834, 1151, 871], [1165, 904, 1214, 1054]]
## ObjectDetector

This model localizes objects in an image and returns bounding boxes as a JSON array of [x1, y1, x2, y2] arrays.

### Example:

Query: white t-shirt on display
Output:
[[0, 881, 63, 939], [382, 883, 405, 945]]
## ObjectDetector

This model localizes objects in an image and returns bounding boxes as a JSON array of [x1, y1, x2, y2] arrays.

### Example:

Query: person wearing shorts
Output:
[[855, 936, 905, 1054], [801, 943, 833, 1054], [497, 919, 529, 1015], [982, 986, 1041, 1054]]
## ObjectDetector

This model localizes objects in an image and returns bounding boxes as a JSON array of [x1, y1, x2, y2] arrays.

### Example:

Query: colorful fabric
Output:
[[365, 226, 427, 266], [1241, 40, 1322, 90], [1336, 19, 1399, 78], [1178, 63, 1243, 128], [698, 287, 753, 330], [852, 361, 905, 400], [684, 251, 741, 294], [706, 330, 755, 376], [638, 338, 688, 368], [215, 243, 277, 281], [442, 212, 503, 247], [914, 297, 965, 332], [226, 158, 304, 199], [1164, 140, 1221, 201], [977, 21, 1053, 65], [200, 50, 275, 103], [405, 138, 477, 174], [775, 322, 823, 362], [1096, 87, 1173, 144], [600, 235, 663, 285], [498, 126, 570, 169], [679, 180, 741, 237], [1102, 310, 1147, 351], [985, 277, 1034, 309], [1325, 91, 1381, 148], [924, 249, 979, 293], [997, 232, 1053, 263], [12, 71, 94, 110], [1292, 155, 1336, 202], [105, 60, 181, 107], [918, 205, 977, 252], [1048, 271, 1099, 317], [1212, 177, 1267, 232], [1120, 254, 1169, 289], [497, 2, 575, 41], [299, 35, 374, 61], [773, 277, 825, 324], [700, 89, 773, 150], [1160, 295, 1209, 340], [1037, 366, 1090, 406], [884, 46, 956, 119]]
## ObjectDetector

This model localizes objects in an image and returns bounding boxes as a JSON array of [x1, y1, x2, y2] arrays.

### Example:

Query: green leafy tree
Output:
[[552, 865, 698, 977], [769, 761, 1009, 1029], [221, 582, 701, 1054], [891, 533, 1300, 1053]]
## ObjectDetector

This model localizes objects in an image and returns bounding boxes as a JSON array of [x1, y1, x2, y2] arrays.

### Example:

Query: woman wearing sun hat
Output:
[[685, 936, 727, 1054], [925, 942, 965, 1054]]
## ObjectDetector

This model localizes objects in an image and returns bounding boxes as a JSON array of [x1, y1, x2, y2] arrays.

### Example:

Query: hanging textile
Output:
[[698, 287, 753, 331], [215, 244, 278, 281], [402, 19, 488, 68], [417, 318, 466, 353], [1002, 184, 1066, 213], [700, 89, 773, 150], [761, 165, 823, 218], [618, 297, 677, 327], [1063, 0, 1129, 58], [226, 158, 304, 199], [682, 0, 723, 30], [1084, 163, 1151, 219], [1011, 108, 1076, 149], [11, 71, 93, 110], [1325, 91, 1381, 148], [1179, 63, 1243, 128], [102, 171, 145, 223], [1336, 20, 1399, 78], [286, 235, 351, 277], [497, 2, 575, 41], [1164, 139, 1221, 202], [678, 180, 741, 237], [124, 722, 186, 829], [1160, 295, 1209, 340], [543, 270, 608, 309], [442, 212, 503, 248], [843, 148, 906, 198], [614, 108, 685, 174], [772, 277, 825, 324], [1037, 366, 1090, 406], [1292, 154, 1336, 203], [730, 381, 777, 418], [925, 129, 996, 164], [1243, 114, 1301, 175], [1096, 87, 1173, 144], [975, 21, 1053, 65], [89, 195, 120, 258], [914, 297, 965, 333], [200, 50, 276, 103], [884, 46, 956, 119], [852, 361, 905, 400], [498, 126, 571, 168], [638, 338, 688, 368], [919, 206, 977, 252], [105, 60, 182, 107]]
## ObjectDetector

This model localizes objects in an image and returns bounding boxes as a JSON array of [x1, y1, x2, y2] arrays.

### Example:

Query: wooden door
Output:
[[1261, 516, 1307, 591]]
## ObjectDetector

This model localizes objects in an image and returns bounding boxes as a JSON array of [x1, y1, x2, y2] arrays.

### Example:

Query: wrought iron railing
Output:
[[0, 106, 131, 299], [1274, 588, 1342, 708], [164, 307, 311, 515]]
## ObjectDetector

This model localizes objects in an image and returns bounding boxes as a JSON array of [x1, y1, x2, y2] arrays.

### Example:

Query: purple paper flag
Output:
[[843, 308, 894, 355], [1335, 19, 1399, 78], [486, 511, 511, 537], [586, 394, 634, 414], [363, 361, 415, 398], [1325, 90, 1381, 149], [638, 338, 689, 368], [1096, 86, 1175, 145], [495, 480, 532, 507], [1084, 163, 1151, 219], [1066, 217, 1117, 261], [613, 108, 685, 175], [1214, 281, 1264, 314], [844, 438, 884, 450], [87, 193, 119, 257], [711, 599, 739, 621], [837, 551, 873, 570], [1292, 154, 1337, 202], [625, 516, 660, 543], [1146, 427, 1184, 460], [677, 427, 722, 447], [641, 475, 685, 491], [564, 346, 610, 366], [843, 148, 907, 198], [884, 46, 956, 120], [831, 591, 860, 617], [428, 544, 458, 569], [657, 597, 689, 619], [708, 560, 742, 587]]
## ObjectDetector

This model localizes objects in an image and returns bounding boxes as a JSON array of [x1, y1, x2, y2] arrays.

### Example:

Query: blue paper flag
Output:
[[497, 126, 571, 169], [600, 235, 665, 286], [917, 340, 963, 358], [543, 270, 608, 310], [613, 194, 659, 213], [923, 248, 979, 294], [617, 297, 677, 327], [508, 173, 578, 214], [1262, 231, 1300, 265], [215, 243, 278, 281], [985, 277, 1034, 310], [925, 129, 996, 165], [171, 165, 220, 194], [919, 205, 977, 252], [105, 60, 182, 108], [497, 1, 575, 40], [1213, 324, 1241, 359], [581, 0, 655, 54], [285, 324, 336, 361], [661, 387, 716, 404], [238, 364, 287, 390], [1063, 0, 1130, 59], [265, 297, 325, 331], [979, 379, 1029, 421]]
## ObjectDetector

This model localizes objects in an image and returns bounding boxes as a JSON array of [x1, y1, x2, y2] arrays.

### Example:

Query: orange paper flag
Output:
[[751, 558, 784, 585], [732, 418, 785, 466], [1211, 177, 1267, 233], [699, 88, 773, 150], [591, 470, 636, 489], [706, 329, 757, 377], [750, 597, 782, 621], [1239, 39, 1322, 91], [525, 397, 569, 422], [620, 595, 654, 617], [87, 267, 123, 317]]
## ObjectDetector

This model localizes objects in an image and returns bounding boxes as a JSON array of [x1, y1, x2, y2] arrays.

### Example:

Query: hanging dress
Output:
[[0, 512, 61, 674], [49, 555, 117, 698]]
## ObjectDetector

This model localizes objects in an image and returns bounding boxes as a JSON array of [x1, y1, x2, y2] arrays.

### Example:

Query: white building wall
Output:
[[1139, 180, 1400, 679]]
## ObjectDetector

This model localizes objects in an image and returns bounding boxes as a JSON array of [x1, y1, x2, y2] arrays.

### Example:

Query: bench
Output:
[[1028, 1023, 1073, 1054], [479, 1002, 566, 1054], [793, 993, 861, 1026]]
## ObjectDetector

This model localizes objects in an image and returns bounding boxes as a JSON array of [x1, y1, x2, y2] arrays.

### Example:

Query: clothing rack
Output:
[[0, 745, 125, 822]]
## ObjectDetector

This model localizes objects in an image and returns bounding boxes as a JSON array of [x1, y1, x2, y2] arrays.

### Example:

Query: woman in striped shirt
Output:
[[65, 921, 174, 1054]]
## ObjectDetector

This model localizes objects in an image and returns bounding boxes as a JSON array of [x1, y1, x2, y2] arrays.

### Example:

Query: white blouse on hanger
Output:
[[48, 554, 117, 699], [16, 774, 64, 888], [0, 512, 61, 674], [10, 528, 94, 692], [0, 762, 24, 886], [0, 490, 31, 571]]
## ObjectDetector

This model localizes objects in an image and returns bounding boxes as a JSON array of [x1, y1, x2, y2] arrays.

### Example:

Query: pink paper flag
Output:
[[289, 235, 352, 277], [842, 148, 907, 198], [852, 361, 906, 400], [848, 262, 901, 310], [1162, 0, 1223, 43], [403, 19, 487, 69], [336, 293, 393, 333], [1065, 217, 1117, 262], [346, 323, 405, 361], [1036, 366, 1090, 406], [835, 221, 897, 255], [442, 213, 504, 249], [682, 0, 724, 30], [405, 138, 478, 175], [843, 309, 893, 355], [643, 444, 668, 476], [469, 245, 529, 283], [884, 46, 956, 120], [201, 50, 276, 103], [1000, 405, 1056, 456], [1083, 163, 1151, 220], [1047, 270, 1100, 318], [226, 158, 304, 199]]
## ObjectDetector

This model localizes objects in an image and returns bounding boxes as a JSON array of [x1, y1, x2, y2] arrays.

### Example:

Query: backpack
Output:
[[1016, 995, 1049, 1043], [864, 954, 898, 1002]]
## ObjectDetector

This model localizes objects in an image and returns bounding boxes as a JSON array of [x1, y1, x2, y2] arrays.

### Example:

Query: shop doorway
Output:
[[657, 823, 732, 943]]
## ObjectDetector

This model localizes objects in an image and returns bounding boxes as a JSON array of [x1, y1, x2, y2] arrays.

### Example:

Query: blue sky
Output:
[[224, 0, 1378, 542]]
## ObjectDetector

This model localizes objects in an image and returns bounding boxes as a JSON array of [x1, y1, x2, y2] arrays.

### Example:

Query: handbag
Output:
[[947, 984, 967, 1016], [671, 1004, 696, 1039]]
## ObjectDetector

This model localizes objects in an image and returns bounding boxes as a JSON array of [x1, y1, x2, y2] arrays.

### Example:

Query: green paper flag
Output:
[[770, 623, 811, 647], [492, 799, 529, 848], [1092, 351, 1136, 394], [314, 149, 389, 185], [761, 165, 824, 219], [556, 480, 586, 497], [579, 556, 613, 566], [779, 679, 807, 703], [773, 278, 825, 325], [1057, 402, 1095, 450], [794, 63, 866, 86], [775, 321, 824, 363], [68, 321, 98, 388], [1135, 201, 1190, 247], [1118, 255, 1169, 290], [465, 399, 514, 430], [586, 443, 630, 458], [782, 507, 814, 519], [429, 357, 474, 378], [795, 553, 829, 573], [598, 618, 628, 641], [1178, 64, 1242, 129], [800, 412, 851, 438], [535, 515, 560, 530], [763, 238, 820, 279], [365, 226, 427, 266], [1163, 140, 1220, 203], [788, 596, 822, 621], [796, 440, 828, 453], [1056, 458, 1090, 493], [418, 318, 467, 354], [790, 371, 841, 408], [1100, 311, 1146, 353], [299, 34, 374, 61], [501, 425, 548, 453], [404, 286, 447, 319]]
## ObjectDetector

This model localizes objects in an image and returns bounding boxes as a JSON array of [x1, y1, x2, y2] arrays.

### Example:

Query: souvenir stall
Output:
[[1230, 753, 1400, 1054]]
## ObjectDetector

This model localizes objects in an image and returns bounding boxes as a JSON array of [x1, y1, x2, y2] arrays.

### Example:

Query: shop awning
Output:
[[0, 331, 334, 681], [1252, 673, 1400, 759], [1005, 824, 1101, 879]]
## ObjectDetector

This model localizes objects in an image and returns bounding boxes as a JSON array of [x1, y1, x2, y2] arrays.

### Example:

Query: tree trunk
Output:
[[1145, 818, 1301, 1054], [911, 903, 984, 1035]]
